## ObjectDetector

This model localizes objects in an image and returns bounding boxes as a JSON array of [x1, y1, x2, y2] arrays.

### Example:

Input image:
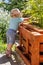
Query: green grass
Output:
[[0, 40, 16, 53], [0, 40, 7, 53]]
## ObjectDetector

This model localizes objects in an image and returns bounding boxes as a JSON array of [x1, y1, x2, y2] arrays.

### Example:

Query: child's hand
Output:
[[24, 18, 29, 21]]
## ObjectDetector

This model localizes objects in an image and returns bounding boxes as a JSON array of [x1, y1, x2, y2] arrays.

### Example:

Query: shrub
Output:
[[0, 8, 10, 43], [22, 0, 43, 28]]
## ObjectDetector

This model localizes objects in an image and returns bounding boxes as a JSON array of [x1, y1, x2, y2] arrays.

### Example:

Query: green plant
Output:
[[0, 40, 16, 53], [0, 0, 28, 11], [0, 8, 10, 42], [0, 41, 7, 53], [22, 0, 43, 28]]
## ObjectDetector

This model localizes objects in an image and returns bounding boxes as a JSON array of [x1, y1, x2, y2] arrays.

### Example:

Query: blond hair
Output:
[[10, 8, 22, 17]]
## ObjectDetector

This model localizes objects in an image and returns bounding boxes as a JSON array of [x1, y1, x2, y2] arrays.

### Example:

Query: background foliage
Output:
[[0, 0, 28, 11], [22, 0, 43, 28], [0, 0, 43, 43], [0, 8, 10, 42]]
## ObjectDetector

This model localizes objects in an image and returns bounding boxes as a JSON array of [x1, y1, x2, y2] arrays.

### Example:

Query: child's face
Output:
[[11, 10, 20, 17]]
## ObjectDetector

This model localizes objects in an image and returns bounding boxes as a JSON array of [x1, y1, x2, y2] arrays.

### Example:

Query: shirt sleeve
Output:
[[19, 18, 24, 23]]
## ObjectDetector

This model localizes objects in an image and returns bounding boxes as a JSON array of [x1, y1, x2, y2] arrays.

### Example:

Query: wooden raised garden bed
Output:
[[21, 23, 43, 34], [16, 24, 43, 65]]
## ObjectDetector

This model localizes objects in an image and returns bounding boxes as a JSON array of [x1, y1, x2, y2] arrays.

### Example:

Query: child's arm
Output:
[[23, 18, 29, 21], [19, 17, 29, 26]]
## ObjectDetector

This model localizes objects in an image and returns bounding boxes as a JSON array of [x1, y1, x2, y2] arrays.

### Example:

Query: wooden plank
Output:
[[31, 39, 40, 65], [40, 44, 43, 52], [40, 55, 43, 62], [22, 24, 43, 34], [16, 47, 31, 65]]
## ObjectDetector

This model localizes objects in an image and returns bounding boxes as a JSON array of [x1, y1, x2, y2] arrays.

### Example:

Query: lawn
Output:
[[0, 40, 7, 53], [0, 40, 16, 53]]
